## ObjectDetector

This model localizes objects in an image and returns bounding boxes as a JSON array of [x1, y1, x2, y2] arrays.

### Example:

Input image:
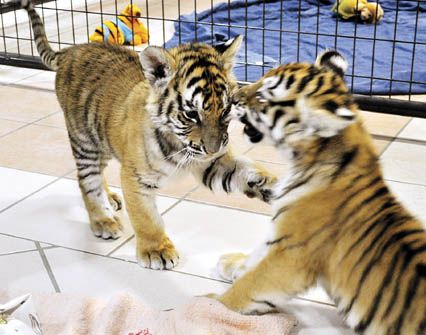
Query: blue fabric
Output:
[[165, 0, 426, 94]]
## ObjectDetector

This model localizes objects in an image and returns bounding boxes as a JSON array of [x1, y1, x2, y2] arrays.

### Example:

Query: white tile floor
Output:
[[0, 165, 351, 333], [1, 66, 426, 334]]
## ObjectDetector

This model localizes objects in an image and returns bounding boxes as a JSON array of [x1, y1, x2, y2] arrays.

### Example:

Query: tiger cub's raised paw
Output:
[[216, 252, 248, 282], [244, 170, 277, 203]]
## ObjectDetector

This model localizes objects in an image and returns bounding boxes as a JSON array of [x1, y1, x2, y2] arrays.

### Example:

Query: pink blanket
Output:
[[0, 291, 297, 335]]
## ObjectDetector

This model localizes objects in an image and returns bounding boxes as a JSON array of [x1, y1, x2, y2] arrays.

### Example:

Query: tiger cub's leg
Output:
[[121, 164, 178, 270], [214, 251, 316, 315], [74, 153, 123, 239], [195, 151, 277, 203]]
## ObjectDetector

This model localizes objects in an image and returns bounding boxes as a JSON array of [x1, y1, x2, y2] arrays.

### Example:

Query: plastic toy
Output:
[[0, 294, 42, 335], [332, 0, 384, 24], [90, 4, 149, 45]]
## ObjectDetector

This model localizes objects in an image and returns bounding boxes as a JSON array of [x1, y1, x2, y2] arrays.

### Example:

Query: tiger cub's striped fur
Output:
[[213, 51, 426, 335], [19, 0, 276, 270]]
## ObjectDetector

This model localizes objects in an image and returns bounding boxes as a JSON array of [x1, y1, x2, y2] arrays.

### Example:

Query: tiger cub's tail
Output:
[[19, 0, 58, 70]]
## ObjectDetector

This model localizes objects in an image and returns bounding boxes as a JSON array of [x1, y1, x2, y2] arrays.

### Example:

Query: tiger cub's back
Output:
[[54, 43, 147, 156], [55, 43, 144, 114]]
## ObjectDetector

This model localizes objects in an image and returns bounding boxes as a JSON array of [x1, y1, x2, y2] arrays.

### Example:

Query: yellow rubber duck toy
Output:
[[332, 0, 384, 23]]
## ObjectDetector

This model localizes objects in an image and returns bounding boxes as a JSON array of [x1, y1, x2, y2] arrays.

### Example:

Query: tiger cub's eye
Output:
[[183, 110, 199, 122]]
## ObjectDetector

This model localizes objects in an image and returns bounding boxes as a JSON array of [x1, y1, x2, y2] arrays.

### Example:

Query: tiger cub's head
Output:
[[233, 50, 359, 149], [140, 36, 243, 160]]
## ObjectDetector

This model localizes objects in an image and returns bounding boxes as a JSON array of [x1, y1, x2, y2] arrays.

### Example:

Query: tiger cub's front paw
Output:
[[137, 236, 179, 270], [244, 170, 277, 203], [216, 252, 248, 282]]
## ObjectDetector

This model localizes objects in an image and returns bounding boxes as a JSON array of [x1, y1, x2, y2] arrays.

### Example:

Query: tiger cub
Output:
[[19, 0, 275, 270], [212, 51, 426, 335]]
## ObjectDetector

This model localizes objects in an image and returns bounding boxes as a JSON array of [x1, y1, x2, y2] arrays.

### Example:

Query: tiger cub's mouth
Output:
[[239, 115, 264, 143], [231, 96, 264, 144]]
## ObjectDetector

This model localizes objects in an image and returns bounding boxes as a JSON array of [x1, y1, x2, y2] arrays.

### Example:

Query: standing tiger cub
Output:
[[18, 0, 276, 270], [213, 51, 426, 335]]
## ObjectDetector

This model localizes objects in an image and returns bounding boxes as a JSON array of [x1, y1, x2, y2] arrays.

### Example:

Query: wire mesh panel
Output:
[[0, 0, 425, 116]]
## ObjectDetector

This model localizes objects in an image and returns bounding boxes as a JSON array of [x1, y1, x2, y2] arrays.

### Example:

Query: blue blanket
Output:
[[165, 0, 426, 94]]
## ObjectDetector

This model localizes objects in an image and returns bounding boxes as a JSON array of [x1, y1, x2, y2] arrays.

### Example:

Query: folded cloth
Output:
[[0, 291, 297, 335]]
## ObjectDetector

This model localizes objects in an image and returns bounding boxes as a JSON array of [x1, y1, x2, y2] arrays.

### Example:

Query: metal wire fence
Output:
[[0, 0, 425, 117]]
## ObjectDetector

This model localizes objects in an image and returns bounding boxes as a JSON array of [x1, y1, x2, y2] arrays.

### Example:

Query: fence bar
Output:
[[353, 95, 426, 119], [0, 52, 49, 70]]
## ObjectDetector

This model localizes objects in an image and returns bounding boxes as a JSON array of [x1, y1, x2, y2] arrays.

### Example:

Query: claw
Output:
[[108, 193, 123, 211]]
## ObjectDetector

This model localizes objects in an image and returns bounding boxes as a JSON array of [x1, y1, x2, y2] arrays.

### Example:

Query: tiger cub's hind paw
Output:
[[216, 252, 248, 282], [91, 216, 123, 240]]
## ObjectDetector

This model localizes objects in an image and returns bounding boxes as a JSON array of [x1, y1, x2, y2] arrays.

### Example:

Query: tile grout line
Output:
[[0, 164, 74, 180], [0, 245, 58, 257], [393, 137, 426, 146], [34, 241, 61, 293], [0, 168, 76, 215], [0, 123, 37, 140], [3, 82, 55, 94], [6, 64, 53, 84], [179, 196, 270, 217], [13, 70, 50, 85], [0, 80, 55, 93], [0, 110, 62, 139], [379, 119, 414, 157], [160, 185, 200, 216], [0, 71, 45, 88], [105, 235, 135, 257], [385, 178, 426, 188], [26, 123, 65, 131], [0, 116, 30, 123]]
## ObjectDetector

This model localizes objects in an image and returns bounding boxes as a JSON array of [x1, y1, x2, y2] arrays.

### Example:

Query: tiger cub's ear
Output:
[[214, 35, 243, 71], [140, 46, 175, 90], [315, 49, 348, 78]]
